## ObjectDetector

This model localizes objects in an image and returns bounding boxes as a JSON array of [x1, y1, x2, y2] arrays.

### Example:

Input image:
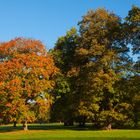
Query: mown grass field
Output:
[[0, 123, 140, 140]]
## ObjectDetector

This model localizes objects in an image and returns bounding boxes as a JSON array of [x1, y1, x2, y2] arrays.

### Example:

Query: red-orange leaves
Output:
[[0, 37, 46, 58], [0, 38, 59, 124]]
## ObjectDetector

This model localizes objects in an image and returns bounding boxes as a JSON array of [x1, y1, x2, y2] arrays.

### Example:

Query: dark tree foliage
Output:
[[51, 6, 140, 129]]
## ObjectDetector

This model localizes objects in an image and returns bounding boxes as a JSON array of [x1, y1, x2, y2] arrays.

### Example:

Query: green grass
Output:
[[0, 124, 140, 140]]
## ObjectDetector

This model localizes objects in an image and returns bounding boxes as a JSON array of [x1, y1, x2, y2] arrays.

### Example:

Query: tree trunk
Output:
[[107, 123, 112, 130], [134, 111, 139, 128], [102, 123, 112, 130], [64, 119, 74, 126], [23, 120, 28, 130], [78, 116, 86, 127], [13, 121, 17, 127], [79, 121, 85, 127]]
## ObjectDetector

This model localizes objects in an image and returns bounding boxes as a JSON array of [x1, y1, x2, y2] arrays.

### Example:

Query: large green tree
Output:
[[51, 7, 140, 129], [74, 8, 133, 129], [50, 28, 79, 125]]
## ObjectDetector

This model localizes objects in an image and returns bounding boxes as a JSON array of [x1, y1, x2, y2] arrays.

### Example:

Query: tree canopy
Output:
[[0, 38, 58, 129], [0, 6, 140, 130]]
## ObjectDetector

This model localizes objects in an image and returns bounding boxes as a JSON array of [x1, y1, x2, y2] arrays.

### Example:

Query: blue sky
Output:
[[0, 0, 140, 50]]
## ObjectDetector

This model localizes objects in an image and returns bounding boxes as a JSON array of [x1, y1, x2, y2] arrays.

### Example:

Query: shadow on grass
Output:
[[0, 124, 90, 132], [0, 123, 140, 133], [27, 123, 140, 131], [0, 125, 22, 132], [28, 124, 96, 131]]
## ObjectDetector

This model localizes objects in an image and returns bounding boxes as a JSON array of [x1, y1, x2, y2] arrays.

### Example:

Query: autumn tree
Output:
[[0, 38, 58, 130], [0, 6, 139, 130]]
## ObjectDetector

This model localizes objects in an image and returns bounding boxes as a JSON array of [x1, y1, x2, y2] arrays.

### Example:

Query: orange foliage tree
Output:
[[0, 38, 58, 130]]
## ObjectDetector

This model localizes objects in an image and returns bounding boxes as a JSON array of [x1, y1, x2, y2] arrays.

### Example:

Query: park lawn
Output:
[[0, 124, 140, 140]]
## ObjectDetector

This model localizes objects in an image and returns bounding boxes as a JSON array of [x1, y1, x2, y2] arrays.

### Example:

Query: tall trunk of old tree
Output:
[[23, 120, 28, 130], [13, 121, 17, 127], [106, 123, 112, 130], [102, 123, 112, 130]]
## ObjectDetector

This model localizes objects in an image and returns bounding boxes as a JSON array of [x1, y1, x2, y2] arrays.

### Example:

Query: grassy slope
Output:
[[0, 124, 140, 140]]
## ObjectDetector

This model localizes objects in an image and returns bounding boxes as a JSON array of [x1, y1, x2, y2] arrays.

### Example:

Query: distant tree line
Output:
[[0, 6, 139, 130]]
